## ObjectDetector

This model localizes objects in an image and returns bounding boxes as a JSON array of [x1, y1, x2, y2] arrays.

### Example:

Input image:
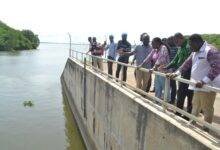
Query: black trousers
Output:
[[170, 79, 177, 104], [146, 75, 152, 92], [116, 57, 129, 81], [107, 56, 114, 75], [176, 69, 194, 115]]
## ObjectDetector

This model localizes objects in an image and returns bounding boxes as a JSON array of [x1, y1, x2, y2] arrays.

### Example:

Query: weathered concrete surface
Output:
[[61, 58, 220, 150]]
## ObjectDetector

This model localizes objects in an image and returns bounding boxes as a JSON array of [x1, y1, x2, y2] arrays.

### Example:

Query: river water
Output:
[[0, 44, 87, 150]]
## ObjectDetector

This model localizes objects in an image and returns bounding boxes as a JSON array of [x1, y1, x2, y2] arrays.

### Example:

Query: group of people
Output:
[[87, 33, 220, 131]]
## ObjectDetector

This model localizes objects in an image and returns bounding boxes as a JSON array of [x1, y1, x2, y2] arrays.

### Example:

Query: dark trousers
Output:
[[116, 57, 129, 81], [176, 69, 194, 115], [170, 79, 177, 104], [146, 75, 152, 92], [107, 56, 114, 75]]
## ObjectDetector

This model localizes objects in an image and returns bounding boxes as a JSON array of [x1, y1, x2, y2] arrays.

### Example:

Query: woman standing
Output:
[[140, 37, 170, 100]]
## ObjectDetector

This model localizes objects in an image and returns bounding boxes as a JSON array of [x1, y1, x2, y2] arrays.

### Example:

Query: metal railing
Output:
[[69, 48, 220, 136], [65, 30, 220, 135], [70, 50, 220, 135]]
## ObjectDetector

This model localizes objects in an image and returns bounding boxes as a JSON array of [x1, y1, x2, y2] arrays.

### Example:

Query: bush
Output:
[[0, 20, 40, 51], [202, 34, 220, 49]]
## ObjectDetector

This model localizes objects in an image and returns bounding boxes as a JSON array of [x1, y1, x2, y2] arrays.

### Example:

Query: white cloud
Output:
[[0, 0, 220, 43]]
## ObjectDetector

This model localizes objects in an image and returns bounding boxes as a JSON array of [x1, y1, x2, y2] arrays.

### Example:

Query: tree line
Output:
[[0, 21, 40, 51]]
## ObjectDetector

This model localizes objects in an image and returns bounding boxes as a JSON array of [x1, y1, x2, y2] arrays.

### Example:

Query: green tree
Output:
[[0, 20, 40, 51], [21, 30, 40, 49]]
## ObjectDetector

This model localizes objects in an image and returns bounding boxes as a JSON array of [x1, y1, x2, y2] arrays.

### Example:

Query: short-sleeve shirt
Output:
[[134, 45, 152, 69], [117, 40, 131, 61]]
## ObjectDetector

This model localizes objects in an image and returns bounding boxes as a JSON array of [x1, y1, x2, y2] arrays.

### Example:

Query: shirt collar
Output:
[[159, 44, 164, 50], [142, 44, 149, 48], [199, 41, 207, 53]]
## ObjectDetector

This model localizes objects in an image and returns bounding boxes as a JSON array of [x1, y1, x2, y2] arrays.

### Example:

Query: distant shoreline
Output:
[[40, 42, 89, 45]]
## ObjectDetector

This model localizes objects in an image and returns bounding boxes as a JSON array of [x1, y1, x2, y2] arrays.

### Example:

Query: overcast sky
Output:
[[0, 0, 220, 43]]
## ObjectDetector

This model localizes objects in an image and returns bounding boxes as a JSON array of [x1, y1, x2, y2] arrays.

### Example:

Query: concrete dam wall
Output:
[[61, 58, 218, 150]]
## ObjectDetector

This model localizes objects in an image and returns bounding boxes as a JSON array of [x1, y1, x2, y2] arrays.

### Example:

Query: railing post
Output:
[[76, 52, 78, 60], [120, 65, 125, 86], [83, 57, 87, 118], [84, 57, 86, 69], [68, 33, 72, 57], [81, 53, 83, 62], [163, 77, 170, 111]]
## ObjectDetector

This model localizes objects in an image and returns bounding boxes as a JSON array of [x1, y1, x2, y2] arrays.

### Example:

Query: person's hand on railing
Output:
[[152, 65, 159, 71], [149, 69, 153, 73], [158, 64, 166, 70], [117, 48, 125, 56], [166, 73, 178, 79], [161, 65, 167, 70], [195, 81, 205, 88]]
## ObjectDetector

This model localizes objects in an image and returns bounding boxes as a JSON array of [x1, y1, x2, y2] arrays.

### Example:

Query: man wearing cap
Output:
[[116, 33, 131, 81]]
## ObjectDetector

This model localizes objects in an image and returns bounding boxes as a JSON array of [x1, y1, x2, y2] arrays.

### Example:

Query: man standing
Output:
[[87, 37, 94, 65], [90, 37, 104, 71], [169, 34, 220, 128], [165, 33, 193, 116], [105, 35, 117, 75], [122, 33, 152, 90], [167, 36, 178, 104], [116, 33, 131, 81]]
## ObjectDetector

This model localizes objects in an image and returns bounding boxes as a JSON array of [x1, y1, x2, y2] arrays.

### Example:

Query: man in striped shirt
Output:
[[167, 36, 178, 104]]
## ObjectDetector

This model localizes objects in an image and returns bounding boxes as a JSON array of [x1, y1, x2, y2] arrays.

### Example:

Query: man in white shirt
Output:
[[168, 34, 220, 130]]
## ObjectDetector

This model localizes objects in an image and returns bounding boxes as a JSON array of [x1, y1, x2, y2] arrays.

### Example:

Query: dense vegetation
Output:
[[201, 34, 220, 49], [0, 21, 39, 51], [184, 34, 220, 49]]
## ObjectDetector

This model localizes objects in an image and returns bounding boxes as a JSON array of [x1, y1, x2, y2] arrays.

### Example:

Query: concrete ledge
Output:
[[61, 64, 97, 150], [61, 58, 220, 150]]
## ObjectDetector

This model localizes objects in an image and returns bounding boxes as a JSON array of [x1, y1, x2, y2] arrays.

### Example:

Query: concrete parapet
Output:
[[61, 58, 220, 150]]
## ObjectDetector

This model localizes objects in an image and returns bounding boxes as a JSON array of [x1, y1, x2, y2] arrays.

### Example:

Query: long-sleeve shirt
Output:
[[167, 40, 191, 69], [177, 42, 220, 91], [155, 45, 170, 72], [143, 45, 170, 72], [169, 46, 178, 61], [142, 49, 158, 65], [169, 46, 178, 71], [105, 42, 117, 59]]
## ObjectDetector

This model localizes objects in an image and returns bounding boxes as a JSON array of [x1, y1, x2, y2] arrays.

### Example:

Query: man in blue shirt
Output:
[[105, 35, 117, 75]]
